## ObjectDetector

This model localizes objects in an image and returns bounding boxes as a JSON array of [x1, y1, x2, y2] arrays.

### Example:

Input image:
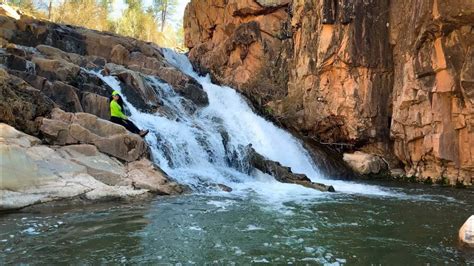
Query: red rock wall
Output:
[[185, 0, 474, 184], [184, 0, 292, 105], [389, 0, 474, 183]]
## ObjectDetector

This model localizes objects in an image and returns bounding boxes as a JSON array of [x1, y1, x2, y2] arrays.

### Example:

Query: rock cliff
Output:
[[184, 0, 474, 185]]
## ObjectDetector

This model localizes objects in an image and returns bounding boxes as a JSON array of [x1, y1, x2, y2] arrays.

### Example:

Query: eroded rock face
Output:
[[0, 68, 54, 135], [0, 123, 182, 211], [185, 0, 474, 185], [389, 0, 474, 184], [184, 0, 292, 105]]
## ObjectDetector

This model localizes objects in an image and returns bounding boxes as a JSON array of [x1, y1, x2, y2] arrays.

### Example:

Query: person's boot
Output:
[[139, 130, 149, 137]]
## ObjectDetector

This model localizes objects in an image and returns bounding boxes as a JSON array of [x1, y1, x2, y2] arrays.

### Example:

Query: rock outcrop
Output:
[[0, 7, 207, 121], [0, 68, 54, 135], [185, 0, 474, 185], [389, 0, 474, 184], [0, 7, 202, 210], [40, 108, 147, 162], [184, 0, 292, 105], [0, 123, 183, 211], [246, 145, 335, 192]]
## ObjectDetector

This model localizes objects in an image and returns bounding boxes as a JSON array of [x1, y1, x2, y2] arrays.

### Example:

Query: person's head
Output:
[[112, 90, 120, 101]]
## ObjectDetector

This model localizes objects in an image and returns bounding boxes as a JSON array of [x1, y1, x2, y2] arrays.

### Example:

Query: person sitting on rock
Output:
[[110, 90, 149, 137]]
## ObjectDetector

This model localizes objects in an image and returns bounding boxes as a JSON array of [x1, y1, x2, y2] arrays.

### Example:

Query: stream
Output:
[[0, 185, 473, 264]]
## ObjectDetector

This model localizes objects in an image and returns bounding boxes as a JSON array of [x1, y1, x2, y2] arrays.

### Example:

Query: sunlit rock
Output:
[[459, 215, 474, 248]]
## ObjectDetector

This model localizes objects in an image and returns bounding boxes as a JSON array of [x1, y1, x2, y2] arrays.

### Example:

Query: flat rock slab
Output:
[[0, 123, 182, 211]]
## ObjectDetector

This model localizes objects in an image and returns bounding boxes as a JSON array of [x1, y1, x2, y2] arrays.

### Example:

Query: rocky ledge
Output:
[[0, 5, 205, 211], [1, 122, 183, 211]]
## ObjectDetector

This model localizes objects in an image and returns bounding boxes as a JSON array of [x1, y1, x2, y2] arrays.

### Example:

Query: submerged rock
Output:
[[246, 145, 335, 192], [459, 215, 474, 248], [0, 123, 182, 211]]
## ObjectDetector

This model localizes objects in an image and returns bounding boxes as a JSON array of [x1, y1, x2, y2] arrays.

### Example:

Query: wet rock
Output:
[[302, 139, 355, 179], [7, 70, 47, 91], [0, 69, 54, 135], [216, 183, 233, 192], [246, 145, 335, 192], [6, 54, 34, 73], [155, 66, 209, 106], [40, 108, 147, 162], [104, 63, 161, 112], [459, 215, 474, 248], [343, 152, 387, 175]]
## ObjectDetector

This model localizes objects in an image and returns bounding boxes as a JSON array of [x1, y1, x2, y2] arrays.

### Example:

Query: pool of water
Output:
[[1, 182, 473, 264]]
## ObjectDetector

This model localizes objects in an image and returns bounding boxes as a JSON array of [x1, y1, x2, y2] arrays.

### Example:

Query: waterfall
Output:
[[91, 50, 392, 199]]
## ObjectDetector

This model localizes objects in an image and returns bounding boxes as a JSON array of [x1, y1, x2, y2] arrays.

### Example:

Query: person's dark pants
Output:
[[110, 117, 141, 134]]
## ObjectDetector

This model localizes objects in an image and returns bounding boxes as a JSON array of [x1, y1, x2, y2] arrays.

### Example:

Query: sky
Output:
[[111, 0, 190, 28]]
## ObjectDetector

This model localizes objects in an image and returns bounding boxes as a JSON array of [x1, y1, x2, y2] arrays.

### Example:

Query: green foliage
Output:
[[52, 0, 111, 31], [114, 0, 182, 48]]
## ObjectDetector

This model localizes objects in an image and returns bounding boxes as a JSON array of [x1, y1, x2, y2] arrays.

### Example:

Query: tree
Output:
[[125, 0, 143, 10], [52, 0, 111, 31], [150, 0, 178, 32], [6, 0, 36, 13]]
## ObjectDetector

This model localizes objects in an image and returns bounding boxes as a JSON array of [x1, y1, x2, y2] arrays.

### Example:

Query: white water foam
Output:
[[90, 49, 396, 205]]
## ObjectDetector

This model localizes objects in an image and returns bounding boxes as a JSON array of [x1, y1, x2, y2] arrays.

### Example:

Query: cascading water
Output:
[[3, 52, 472, 266], [92, 49, 392, 201]]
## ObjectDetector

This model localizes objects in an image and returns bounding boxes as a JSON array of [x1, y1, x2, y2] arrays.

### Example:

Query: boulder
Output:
[[246, 145, 335, 192], [6, 54, 35, 73], [40, 108, 146, 162], [459, 215, 474, 248], [104, 63, 160, 112], [7, 70, 47, 91], [32, 56, 81, 82], [0, 69, 54, 135], [343, 152, 387, 175], [110, 44, 129, 65], [42, 81, 83, 113], [0, 123, 182, 211], [126, 159, 184, 195], [81, 92, 110, 120], [156, 66, 209, 106]]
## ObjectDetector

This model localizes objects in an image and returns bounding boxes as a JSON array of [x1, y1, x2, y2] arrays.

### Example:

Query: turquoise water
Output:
[[1, 182, 473, 264]]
